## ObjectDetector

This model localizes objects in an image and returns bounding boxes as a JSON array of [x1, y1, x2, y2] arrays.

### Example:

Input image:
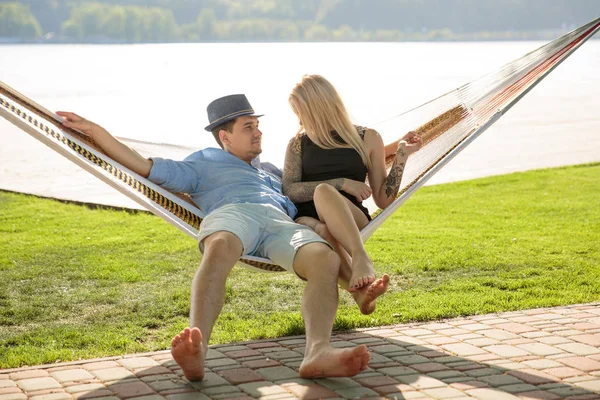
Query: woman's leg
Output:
[[312, 183, 374, 291], [295, 216, 389, 315]]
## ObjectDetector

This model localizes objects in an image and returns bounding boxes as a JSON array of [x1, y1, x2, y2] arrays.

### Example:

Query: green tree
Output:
[[197, 8, 216, 40], [0, 2, 42, 38]]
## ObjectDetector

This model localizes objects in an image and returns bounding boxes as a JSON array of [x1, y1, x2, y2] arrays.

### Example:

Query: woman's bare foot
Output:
[[171, 327, 205, 381], [348, 254, 375, 292], [299, 345, 370, 378], [353, 274, 390, 315]]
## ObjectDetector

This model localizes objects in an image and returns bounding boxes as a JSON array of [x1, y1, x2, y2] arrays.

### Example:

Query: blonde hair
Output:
[[289, 74, 370, 168]]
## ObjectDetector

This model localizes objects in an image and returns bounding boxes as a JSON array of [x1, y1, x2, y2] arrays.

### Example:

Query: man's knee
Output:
[[294, 242, 340, 280], [202, 231, 243, 261]]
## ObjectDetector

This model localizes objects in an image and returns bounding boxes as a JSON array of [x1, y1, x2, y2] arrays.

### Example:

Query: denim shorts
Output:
[[198, 203, 330, 272]]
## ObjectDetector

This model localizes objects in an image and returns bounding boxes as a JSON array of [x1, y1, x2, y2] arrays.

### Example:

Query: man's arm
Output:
[[57, 111, 153, 178]]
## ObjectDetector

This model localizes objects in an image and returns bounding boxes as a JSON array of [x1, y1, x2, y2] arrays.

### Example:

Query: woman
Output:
[[283, 74, 422, 300]]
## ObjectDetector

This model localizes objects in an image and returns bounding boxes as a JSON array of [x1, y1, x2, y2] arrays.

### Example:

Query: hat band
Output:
[[209, 108, 254, 126]]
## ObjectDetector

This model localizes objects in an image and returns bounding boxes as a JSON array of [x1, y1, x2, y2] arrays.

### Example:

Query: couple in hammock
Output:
[[57, 74, 421, 381]]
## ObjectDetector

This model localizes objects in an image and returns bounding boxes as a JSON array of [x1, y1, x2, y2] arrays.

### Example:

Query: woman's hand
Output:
[[396, 131, 422, 157], [342, 179, 373, 202]]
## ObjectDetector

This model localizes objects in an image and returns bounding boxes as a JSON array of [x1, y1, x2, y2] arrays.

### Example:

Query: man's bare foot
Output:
[[171, 327, 205, 381], [299, 345, 370, 378], [348, 255, 375, 292], [353, 274, 390, 315]]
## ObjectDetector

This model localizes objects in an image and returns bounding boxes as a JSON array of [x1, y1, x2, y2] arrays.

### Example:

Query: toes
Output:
[[171, 336, 181, 347], [190, 328, 203, 345]]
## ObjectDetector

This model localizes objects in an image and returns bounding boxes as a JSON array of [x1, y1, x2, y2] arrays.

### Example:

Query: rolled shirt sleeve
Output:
[[148, 157, 200, 194]]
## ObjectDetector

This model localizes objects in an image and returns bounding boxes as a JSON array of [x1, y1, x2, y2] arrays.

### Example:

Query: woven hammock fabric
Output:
[[1, 17, 598, 272]]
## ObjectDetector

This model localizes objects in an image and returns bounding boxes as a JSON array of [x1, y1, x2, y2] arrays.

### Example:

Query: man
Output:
[[57, 94, 384, 381]]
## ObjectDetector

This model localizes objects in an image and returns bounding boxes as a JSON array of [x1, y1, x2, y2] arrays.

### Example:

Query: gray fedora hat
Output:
[[204, 94, 263, 131]]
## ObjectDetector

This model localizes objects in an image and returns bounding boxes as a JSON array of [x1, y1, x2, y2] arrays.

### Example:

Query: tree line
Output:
[[1, 0, 598, 43]]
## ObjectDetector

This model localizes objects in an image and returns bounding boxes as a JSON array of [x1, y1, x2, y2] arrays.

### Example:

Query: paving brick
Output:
[[241, 359, 281, 370], [107, 381, 155, 398], [0, 394, 27, 400], [50, 369, 94, 383], [557, 343, 600, 355], [494, 323, 538, 334], [521, 359, 564, 369], [422, 387, 466, 399], [387, 336, 428, 346], [515, 390, 561, 399], [435, 328, 471, 336], [355, 375, 399, 388], [372, 383, 415, 395], [90, 367, 135, 382], [441, 343, 489, 357], [465, 338, 500, 347], [165, 393, 210, 400], [507, 369, 557, 385], [237, 381, 286, 397], [73, 389, 115, 399], [29, 393, 72, 400], [9, 371, 49, 381], [15, 378, 61, 392], [560, 356, 600, 372], [516, 343, 564, 356], [465, 388, 520, 399], [282, 383, 338, 399], [548, 386, 591, 397], [246, 342, 282, 350], [0, 389, 21, 396], [369, 344, 407, 354], [376, 366, 418, 377], [178, 373, 225, 392], [223, 350, 263, 359], [334, 385, 378, 398], [543, 366, 585, 378], [217, 368, 265, 385], [537, 336, 574, 345], [392, 355, 430, 365], [574, 379, 600, 392], [118, 358, 160, 370], [255, 366, 298, 382], [478, 375, 523, 387], [495, 384, 538, 394], [571, 335, 600, 347], [82, 361, 120, 371], [205, 358, 239, 368], [133, 366, 173, 378], [396, 375, 446, 390], [262, 350, 302, 360], [483, 345, 530, 358], [410, 363, 449, 373], [464, 368, 502, 378], [424, 336, 461, 345], [314, 377, 360, 390], [0, 383, 16, 389], [145, 379, 189, 393]]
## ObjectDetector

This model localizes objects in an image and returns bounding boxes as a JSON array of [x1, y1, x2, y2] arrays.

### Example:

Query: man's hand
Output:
[[396, 131, 422, 157], [56, 111, 108, 138], [342, 179, 372, 202]]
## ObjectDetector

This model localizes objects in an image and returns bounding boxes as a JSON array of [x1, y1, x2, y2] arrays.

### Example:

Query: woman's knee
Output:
[[314, 183, 338, 202]]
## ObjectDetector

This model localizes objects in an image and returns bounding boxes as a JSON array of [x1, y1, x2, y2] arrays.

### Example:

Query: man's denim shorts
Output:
[[198, 203, 330, 272]]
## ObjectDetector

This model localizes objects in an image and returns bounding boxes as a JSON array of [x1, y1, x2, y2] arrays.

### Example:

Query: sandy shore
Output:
[[1, 114, 599, 211]]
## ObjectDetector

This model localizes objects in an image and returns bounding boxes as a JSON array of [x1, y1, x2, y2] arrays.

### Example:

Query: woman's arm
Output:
[[282, 136, 371, 203], [366, 129, 422, 209]]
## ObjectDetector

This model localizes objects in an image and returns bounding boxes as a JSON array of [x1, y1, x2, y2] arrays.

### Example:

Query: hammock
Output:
[[1, 17, 598, 272]]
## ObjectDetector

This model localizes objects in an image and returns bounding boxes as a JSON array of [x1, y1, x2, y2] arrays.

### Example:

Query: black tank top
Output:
[[294, 127, 371, 221]]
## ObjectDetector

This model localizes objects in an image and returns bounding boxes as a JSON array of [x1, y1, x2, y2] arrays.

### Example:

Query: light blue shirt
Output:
[[148, 148, 297, 218]]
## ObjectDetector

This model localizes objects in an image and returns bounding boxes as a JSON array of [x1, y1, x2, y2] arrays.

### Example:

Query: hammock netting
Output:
[[1, 17, 598, 272]]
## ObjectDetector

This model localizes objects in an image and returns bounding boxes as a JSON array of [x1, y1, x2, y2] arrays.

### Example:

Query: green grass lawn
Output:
[[1, 163, 599, 368]]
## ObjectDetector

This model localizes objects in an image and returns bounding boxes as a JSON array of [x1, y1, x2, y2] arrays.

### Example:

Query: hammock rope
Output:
[[1, 17, 598, 272]]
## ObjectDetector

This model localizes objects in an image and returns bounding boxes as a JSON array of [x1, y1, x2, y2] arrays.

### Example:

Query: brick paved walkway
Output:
[[2, 303, 600, 400]]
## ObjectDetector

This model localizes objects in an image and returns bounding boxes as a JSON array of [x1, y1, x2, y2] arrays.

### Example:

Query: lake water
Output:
[[0, 41, 599, 209]]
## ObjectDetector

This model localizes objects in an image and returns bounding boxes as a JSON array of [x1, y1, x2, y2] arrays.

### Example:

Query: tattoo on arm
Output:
[[282, 136, 345, 202], [385, 159, 406, 198]]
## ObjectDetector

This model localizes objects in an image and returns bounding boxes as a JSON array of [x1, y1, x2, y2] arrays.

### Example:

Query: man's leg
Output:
[[293, 242, 371, 378], [313, 183, 375, 291], [171, 231, 243, 381]]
